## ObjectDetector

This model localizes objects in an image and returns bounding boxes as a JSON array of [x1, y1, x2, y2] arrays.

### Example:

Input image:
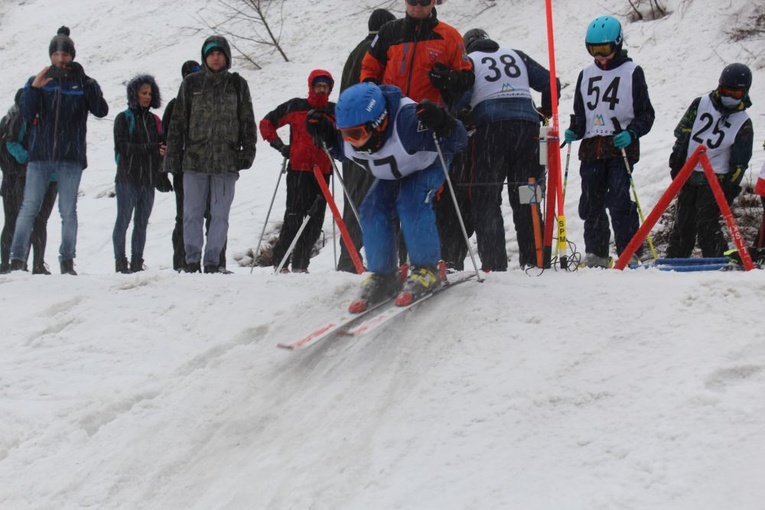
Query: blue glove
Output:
[[613, 130, 635, 149], [564, 129, 581, 144]]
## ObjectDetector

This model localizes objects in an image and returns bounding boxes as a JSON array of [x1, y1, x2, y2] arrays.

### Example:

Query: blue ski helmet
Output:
[[585, 16, 623, 46], [336, 83, 387, 129]]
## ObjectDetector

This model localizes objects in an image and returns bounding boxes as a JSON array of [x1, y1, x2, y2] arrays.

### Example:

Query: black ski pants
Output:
[[666, 180, 729, 258], [272, 169, 328, 271], [436, 145, 473, 270], [337, 159, 374, 272], [1, 173, 57, 270], [471, 120, 544, 270]]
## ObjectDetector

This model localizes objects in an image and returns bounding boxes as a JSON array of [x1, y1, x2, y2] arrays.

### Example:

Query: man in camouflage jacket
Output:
[[163, 35, 257, 273]]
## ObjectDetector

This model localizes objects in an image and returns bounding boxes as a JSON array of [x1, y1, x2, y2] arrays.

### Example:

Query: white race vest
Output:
[[580, 61, 636, 138], [470, 48, 532, 107], [344, 98, 437, 180], [686, 94, 749, 174]]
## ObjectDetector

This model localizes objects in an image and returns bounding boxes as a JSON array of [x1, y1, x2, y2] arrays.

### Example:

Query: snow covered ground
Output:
[[1, 0, 764, 508]]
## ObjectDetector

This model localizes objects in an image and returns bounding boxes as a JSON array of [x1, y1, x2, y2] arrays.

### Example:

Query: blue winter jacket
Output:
[[20, 67, 109, 169]]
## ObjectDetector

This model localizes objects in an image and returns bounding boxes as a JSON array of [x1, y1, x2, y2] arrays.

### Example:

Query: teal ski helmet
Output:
[[336, 83, 387, 129], [585, 16, 623, 56]]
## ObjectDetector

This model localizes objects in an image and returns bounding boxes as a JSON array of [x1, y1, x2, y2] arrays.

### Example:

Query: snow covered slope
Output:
[[1, 0, 764, 508]]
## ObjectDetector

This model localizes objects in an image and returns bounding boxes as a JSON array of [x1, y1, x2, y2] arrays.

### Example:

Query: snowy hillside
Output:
[[1, 0, 765, 509]]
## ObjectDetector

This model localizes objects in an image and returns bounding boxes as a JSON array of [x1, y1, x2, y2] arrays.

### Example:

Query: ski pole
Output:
[[251, 156, 288, 273], [554, 140, 572, 263], [322, 143, 362, 231], [529, 177, 544, 268], [274, 195, 323, 274], [612, 118, 658, 262], [431, 133, 483, 282]]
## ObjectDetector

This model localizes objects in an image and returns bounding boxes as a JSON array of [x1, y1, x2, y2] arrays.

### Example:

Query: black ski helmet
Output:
[[718, 63, 752, 92], [463, 28, 489, 53]]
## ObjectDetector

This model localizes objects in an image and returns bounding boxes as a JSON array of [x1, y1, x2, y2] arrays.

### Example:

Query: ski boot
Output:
[[394, 264, 441, 307], [348, 271, 402, 313]]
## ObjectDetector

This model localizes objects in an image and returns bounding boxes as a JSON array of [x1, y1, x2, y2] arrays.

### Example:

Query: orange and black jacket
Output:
[[360, 9, 474, 106], [259, 70, 335, 175]]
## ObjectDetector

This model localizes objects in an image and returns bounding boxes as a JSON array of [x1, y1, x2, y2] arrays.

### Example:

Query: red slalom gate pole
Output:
[[312, 165, 365, 274], [613, 145, 754, 271], [614, 148, 701, 269], [543, 0, 564, 267], [699, 151, 754, 270]]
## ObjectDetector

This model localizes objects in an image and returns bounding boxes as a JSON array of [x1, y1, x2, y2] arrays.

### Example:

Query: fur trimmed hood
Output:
[[126, 74, 161, 110]]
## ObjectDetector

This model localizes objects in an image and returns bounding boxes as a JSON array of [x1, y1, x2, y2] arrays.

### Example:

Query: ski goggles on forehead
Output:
[[406, 0, 432, 6], [586, 43, 616, 57], [719, 86, 746, 99], [339, 124, 371, 144]]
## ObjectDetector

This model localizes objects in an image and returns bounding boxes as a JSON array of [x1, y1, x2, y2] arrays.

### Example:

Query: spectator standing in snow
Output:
[[112, 74, 169, 273], [456, 28, 560, 270], [9, 26, 109, 275], [161, 60, 228, 272], [665, 63, 754, 258], [360, 0, 474, 266], [163, 36, 257, 274], [307, 83, 467, 311], [0, 89, 57, 274], [259, 70, 336, 274], [564, 16, 654, 268], [336, 8, 396, 273]]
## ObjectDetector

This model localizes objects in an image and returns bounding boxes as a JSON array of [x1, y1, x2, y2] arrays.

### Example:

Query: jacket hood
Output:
[[308, 69, 334, 109], [468, 39, 500, 54], [378, 84, 403, 139], [126, 74, 161, 109], [201, 35, 232, 71]]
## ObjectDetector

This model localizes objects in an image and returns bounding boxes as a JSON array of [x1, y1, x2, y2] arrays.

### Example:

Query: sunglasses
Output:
[[406, 0, 432, 6], [339, 124, 372, 144], [719, 86, 746, 100], [586, 43, 615, 57]]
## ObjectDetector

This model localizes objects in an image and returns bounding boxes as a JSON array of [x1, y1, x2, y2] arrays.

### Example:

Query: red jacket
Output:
[[259, 69, 336, 174], [360, 10, 473, 105]]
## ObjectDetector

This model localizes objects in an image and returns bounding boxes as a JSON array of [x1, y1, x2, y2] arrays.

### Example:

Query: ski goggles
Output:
[[406, 0, 432, 6], [339, 124, 372, 144], [719, 86, 746, 99], [586, 43, 616, 57]]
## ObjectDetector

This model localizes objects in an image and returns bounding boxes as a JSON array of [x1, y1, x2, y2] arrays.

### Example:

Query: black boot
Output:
[[10, 259, 26, 272], [60, 259, 77, 275], [184, 262, 201, 273], [115, 257, 131, 274], [130, 256, 144, 273], [32, 262, 51, 275]]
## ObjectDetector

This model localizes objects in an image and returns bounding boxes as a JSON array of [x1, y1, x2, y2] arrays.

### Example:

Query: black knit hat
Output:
[[368, 9, 395, 34], [49, 26, 75, 59]]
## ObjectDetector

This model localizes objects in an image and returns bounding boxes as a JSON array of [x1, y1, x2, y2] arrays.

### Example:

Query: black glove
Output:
[[270, 139, 290, 159], [416, 99, 456, 138], [456, 107, 473, 127], [154, 172, 173, 193], [306, 110, 336, 148], [429, 63, 452, 92]]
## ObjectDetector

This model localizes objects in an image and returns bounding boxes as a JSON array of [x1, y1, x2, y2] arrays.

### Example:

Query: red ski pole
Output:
[[312, 165, 365, 274]]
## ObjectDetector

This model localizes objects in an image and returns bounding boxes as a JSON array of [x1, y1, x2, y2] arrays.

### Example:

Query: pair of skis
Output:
[[277, 272, 477, 351]]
